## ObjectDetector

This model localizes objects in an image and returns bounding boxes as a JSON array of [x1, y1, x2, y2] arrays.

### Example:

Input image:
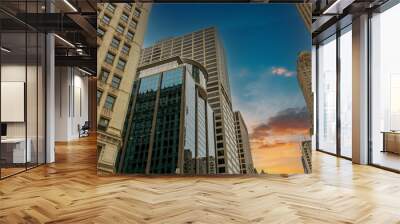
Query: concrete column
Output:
[[312, 45, 317, 151], [46, 32, 55, 163], [352, 14, 369, 164]]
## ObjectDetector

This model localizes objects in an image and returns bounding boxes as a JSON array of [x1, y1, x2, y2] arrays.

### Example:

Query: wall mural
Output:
[[97, 3, 312, 175]]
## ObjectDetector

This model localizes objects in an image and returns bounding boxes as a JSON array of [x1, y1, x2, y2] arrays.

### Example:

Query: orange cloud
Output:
[[251, 107, 310, 141], [249, 107, 311, 174]]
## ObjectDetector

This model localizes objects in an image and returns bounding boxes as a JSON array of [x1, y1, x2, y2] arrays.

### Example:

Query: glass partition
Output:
[[27, 32, 38, 169], [370, 3, 400, 171], [0, 1, 46, 179], [317, 35, 337, 154], [1, 32, 27, 177], [339, 26, 352, 158]]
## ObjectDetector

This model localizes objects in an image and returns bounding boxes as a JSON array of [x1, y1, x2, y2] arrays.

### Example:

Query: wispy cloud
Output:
[[271, 66, 296, 77], [238, 68, 249, 77]]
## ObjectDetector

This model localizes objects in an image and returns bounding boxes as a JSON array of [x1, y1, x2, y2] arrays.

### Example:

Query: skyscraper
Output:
[[139, 27, 240, 174], [297, 51, 313, 134], [234, 111, 255, 174], [96, 3, 151, 173], [297, 51, 312, 174], [296, 3, 312, 32], [118, 57, 216, 174], [300, 140, 312, 174]]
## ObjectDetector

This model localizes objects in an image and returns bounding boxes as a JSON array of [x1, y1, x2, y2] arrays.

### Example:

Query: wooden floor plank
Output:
[[0, 135, 400, 223]]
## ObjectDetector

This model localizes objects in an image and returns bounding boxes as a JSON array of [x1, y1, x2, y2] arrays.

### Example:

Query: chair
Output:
[[79, 121, 90, 138]]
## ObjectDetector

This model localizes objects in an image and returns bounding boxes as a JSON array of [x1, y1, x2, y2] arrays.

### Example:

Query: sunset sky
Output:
[[143, 3, 311, 174]]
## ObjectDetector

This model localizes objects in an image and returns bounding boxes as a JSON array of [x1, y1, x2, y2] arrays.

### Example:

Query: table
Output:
[[382, 131, 400, 154], [1, 138, 32, 164]]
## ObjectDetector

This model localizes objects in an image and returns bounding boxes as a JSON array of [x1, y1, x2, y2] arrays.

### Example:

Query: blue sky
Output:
[[143, 3, 310, 128], [142, 3, 311, 172]]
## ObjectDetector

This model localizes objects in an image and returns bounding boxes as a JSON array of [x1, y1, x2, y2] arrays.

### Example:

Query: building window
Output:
[[111, 76, 122, 89], [133, 8, 141, 17], [116, 24, 125, 34], [116, 58, 126, 71], [139, 74, 161, 93], [98, 117, 109, 131], [121, 44, 130, 55], [106, 3, 116, 13], [104, 95, 116, 110], [105, 52, 115, 65], [111, 37, 120, 49], [125, 3, 132, 11], [370, 4, 400, 171], [97, 27, 105, 38], [161, 68, 183, 88], [127, 31, 134, 41], [129, 20, 137, 30], [97, 90, 103, 104], [102, 15, 111, 25], [339, 26, 352, 158], [99, 69, 110, 82], [121, 13, 129, 22], [317, 35, 337, 155]]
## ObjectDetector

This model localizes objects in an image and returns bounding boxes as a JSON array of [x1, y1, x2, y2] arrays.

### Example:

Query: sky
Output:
[[143, 3, 311, 174]]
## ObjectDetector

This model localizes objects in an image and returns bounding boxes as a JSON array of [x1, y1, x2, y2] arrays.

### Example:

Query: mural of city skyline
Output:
[[142, 4, 311, 174]]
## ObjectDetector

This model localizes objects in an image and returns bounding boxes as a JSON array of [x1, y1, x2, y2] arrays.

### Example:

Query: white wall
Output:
[[54, 67, 89, 141], [1, 63, 46, 164], [1, 65, 36, 138]]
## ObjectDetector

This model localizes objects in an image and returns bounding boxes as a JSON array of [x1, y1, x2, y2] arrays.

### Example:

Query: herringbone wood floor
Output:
[[1, 136, 400, 224]]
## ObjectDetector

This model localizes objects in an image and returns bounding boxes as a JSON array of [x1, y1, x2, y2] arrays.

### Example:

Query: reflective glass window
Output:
[[161, 68, 183, 89], [139, 74, 160, 93]]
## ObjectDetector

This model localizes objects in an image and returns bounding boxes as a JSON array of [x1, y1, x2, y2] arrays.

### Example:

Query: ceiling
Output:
[[0, 0, 96, 75], [311, 0, 390, 42]]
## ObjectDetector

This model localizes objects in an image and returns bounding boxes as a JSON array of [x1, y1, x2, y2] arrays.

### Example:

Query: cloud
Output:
[[251, 107, 310, 139], [250, 107, 310, 151], [238, 68, 249, 77], [271, 66, 296, 77]]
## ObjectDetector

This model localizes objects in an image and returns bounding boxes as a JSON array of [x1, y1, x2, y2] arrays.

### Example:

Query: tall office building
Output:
[[118, 57, 216, 174], [296, 3, 312, 32], [138, 27, 240, 174], [96, 3, 151, 173], [297, 51, 313, 134], [234, 111, 255, 174], [300, 140, 312, 174]]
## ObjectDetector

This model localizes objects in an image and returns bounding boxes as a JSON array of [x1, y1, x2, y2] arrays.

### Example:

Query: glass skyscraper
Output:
[[118, 57, 216, 174], [138, 27, 240, 174]]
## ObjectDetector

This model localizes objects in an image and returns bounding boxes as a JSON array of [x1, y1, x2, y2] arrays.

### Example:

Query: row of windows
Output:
[[97, 89, 117, 111], [106, 3, 141, 18], [100, 14, 136, 41], [110, 36, 131, 54], [105, 51, 127, 71], [99, 69, 122, 89]]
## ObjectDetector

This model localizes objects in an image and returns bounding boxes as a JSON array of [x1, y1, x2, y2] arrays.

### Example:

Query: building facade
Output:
[[118, 57, 216, 174], [296, 3, 312, 32], [300, 140, 312, 174], [297, 51, 313, 135], [96, 3, 151, 173], [138, 27, 240, 174], [234, 111, 255, 174]]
